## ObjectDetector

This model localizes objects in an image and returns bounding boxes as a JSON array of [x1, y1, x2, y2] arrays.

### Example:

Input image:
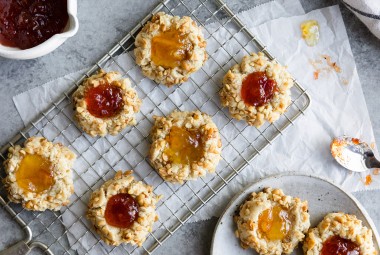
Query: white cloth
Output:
[[343, 0, 380, 39]]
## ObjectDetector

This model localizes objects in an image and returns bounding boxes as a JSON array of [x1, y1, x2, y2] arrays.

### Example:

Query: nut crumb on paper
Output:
[[363, 174, 372, 186], [309, 54, 344, 83], [373, 169, 380, 175], [370, 142, 376, 150]]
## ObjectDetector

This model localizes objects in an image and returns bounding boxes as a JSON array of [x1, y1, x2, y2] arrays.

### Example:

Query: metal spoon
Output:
[[330, 136, 380, 172]]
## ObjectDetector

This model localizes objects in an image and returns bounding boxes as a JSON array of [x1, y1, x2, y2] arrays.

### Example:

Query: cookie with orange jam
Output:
[[3, 137, 76, 211], [86, 171, 161, 246], [303, 212, 377, 255], [134, 12, 207, 86], [73, 70, 141, 137], [234, 188, 310, 255], [149, 110, 222, 183], [220, 52, 293, 127]]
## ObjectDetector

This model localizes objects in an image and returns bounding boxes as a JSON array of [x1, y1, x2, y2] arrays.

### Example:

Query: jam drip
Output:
[[0, 0, 69, 49], [85, 83, 124, 119], [241, 71, 276, 107], [151, 28, 192, 69], [258, 205, 291, 241], [165, 126, 204, 165], [15, 154, 54, 193], [321, 236, 360, 255], [105, 193, 139, 229]]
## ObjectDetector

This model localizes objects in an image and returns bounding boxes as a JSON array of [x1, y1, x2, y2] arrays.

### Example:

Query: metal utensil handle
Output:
[[0, 241, 30, 255]]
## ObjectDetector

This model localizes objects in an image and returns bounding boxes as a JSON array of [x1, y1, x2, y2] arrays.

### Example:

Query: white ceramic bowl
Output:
[[0, 0, 79, 60]]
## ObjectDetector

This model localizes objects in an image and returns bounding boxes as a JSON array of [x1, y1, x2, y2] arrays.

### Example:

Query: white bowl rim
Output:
[[0, 0, 79, 59]]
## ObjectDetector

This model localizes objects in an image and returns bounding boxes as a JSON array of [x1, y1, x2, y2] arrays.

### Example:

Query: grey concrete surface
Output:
[[0, 0, 379, 254]]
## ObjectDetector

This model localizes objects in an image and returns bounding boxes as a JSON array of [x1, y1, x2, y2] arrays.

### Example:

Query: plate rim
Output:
[[210, 171, 380, 255]]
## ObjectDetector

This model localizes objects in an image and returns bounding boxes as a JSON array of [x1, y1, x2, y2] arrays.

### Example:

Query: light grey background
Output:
[[0, 0, 379, 254]]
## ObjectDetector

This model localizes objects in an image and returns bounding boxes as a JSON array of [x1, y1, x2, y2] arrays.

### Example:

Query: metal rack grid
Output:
[[0, 0, 310, 254]]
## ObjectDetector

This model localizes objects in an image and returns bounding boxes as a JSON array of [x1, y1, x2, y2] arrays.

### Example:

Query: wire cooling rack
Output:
[[0, 0, 310, 254]]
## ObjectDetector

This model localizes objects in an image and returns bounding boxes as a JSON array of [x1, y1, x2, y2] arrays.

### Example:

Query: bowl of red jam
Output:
[[0, 0, 79, 59]]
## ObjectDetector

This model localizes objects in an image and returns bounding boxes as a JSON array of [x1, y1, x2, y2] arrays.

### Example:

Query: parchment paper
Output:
[[12, 1, 379, 254]]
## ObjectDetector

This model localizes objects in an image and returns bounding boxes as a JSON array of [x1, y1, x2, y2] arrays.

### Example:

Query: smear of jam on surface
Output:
[[105, 193, 139, 228], [321, 236, 360, 255], [0, 0, 68, 49], [258, 205, 291, 241], [85, 83, 124, 119], [241, 71, 276, 107], [151, 28, 192, 69], [164, 126, 204, 165], [16, 154, 54, 193], [301, 20, 320, 47]]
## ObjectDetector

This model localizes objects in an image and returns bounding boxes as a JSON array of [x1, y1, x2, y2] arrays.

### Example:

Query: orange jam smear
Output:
[[105, 193, 139, 228], [258, 205, 291, 241], [164, 126, 204, 165], [241, 71, 277, 107], [321, 235, 360, 255], [15, 154, 54, 193], [151, 28, 192, 68], [85, 83, 124, 118]]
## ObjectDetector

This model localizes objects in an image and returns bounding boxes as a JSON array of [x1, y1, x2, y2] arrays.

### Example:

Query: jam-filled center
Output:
[[15, 154, 54, 193], [105, 193, 139, 228], [0, 0, 68, 49], [151, 28, 192, 69], [85, 83, 124, 119], [258, 205, 291, 241], [164, 126, 204, 165], [241, 71, 276, 107], [321, 235, 360, 255]]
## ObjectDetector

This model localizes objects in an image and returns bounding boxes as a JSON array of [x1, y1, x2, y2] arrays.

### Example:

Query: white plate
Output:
[[211, 172, 380, 255]]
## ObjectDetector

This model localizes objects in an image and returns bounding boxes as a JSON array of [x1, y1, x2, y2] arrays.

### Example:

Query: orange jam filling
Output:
[[85, 83, 124, 119], [321, 235, 360, 255], [241, 71, 277, 107], [15, 154, 54, 193], [151, 28, 192, 68], [258, 205, 291, 241], [105, 193, 139, 228], [164, 126, 204, 165]]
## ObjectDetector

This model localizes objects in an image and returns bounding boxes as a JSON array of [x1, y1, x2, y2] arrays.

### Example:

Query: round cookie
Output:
[[73, 70, 141, 137], [134, 12, 207, 86], [3, 137, 76, 211], [149, 110, 222, 183], [303, 212, 377, 255], [220, 52, 293, 127], [234, 187, 310, 255], [87, 171, 162, 247]]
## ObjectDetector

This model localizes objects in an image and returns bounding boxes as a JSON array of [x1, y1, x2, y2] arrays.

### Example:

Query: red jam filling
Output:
[[0, 0, 68, 49], [241, 71, 276, 107], [105, 193, 139, 229], [321, 236, 360, 255], [85, 83, 124, 119]]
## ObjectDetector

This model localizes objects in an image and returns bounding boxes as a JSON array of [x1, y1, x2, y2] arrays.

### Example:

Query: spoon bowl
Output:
[[330, 136, 380, 172]]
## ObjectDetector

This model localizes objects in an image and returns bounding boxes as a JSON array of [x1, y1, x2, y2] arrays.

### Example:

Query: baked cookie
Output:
[[303, 212, 377, 255], [73, 70, 141, 137], [134, 12, 207, 86], [220, 52, 293, 127], [149, 110, 222, 183], [3, 137, 76, 211], [234, 188, 310, 255], [87, 171, 161, 247]]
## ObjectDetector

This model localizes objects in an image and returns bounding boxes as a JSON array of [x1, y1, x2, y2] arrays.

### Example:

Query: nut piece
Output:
[[149, 110, 222, 183], [87, 171, 162, 247], [72, 70, 141, 137], [3, 137, 76, 211], [134, 12, 207, 86], [220, 52, 293, 127]]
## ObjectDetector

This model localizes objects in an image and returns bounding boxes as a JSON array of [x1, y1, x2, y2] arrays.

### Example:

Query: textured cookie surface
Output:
[[87, 171, 161, 247], [303, 212, 377, 255], [234, 187, 310, 255], [4, 137, 76, 211], [73, 70, 141, 137], [149, 110, 222, 183], [134, 12, 207, 86], [220, 52, 293, 127]]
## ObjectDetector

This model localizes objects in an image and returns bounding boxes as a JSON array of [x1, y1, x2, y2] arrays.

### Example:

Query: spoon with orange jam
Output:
[[330, 136, 380, 172]]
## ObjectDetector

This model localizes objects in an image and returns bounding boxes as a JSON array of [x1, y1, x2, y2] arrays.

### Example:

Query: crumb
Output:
[[341, 79, 349, 85], [321, 54, 342, 73], [314, 71, 319, 80], [373, 169, 380, 175], [363, 174, 372, 186], [370, 142, 376, 150]]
